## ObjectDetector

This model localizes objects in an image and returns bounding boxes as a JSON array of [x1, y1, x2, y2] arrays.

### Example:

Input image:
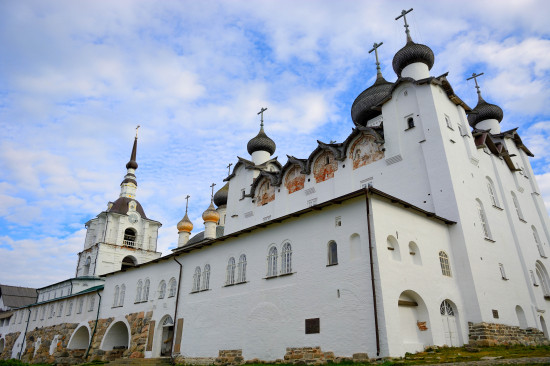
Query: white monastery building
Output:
[[2, 10, 550, 365]]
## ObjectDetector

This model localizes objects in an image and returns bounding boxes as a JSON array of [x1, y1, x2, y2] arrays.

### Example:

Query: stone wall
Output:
[[20, 323, 84, 364], [0, 332, 20, 360], [468, 322, 549, 347], [126, 310, 153, 358]]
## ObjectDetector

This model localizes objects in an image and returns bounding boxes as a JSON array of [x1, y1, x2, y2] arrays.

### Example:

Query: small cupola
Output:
[[247, 107, 276, 165], [213, 182, 229, 207], [467, 72, 503, 133], [351, 42, 394, 126], [177, 195, 193, 247], [392, 9, 434, 80]]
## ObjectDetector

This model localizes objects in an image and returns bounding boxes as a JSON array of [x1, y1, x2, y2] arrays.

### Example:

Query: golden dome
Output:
[[177, 213, 193, 233], [202, 201, 220, 223]]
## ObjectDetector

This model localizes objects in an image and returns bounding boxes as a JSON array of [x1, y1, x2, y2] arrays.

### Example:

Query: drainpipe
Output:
[[84, 290, 102, 360], [365, 189, 380, 356], [18, 307, 32, 360], [172, 257, 183, 359]]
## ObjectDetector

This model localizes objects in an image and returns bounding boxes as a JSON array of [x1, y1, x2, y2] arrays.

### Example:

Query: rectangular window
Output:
[[499, 263, 508, 280], [492, 309, 499, 319], [305, 318, 320, 334], [335, 216, 342, 227]]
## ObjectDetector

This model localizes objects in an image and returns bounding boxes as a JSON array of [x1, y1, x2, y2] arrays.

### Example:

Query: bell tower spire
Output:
[[120, 126, 140, 199]]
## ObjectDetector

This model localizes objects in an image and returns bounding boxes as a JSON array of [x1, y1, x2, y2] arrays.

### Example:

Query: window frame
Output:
[[327, 241, 338, 266], [439, 251, 452, 277]]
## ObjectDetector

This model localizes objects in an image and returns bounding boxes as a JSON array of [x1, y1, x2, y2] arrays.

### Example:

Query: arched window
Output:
[[88, 295, 95, 312], [192, 267, 201, 292], [119, 284, 125, 306], [202, 264, 211, 290], [486, 178, 499, 207], [267, 246, 278, 277], [135, 280, 143, 303], [281, 242, 292, 274], [67, 300, 73, 316], [226, 257, 236, 285], [83, 256, 91, 276], [533, 226, 546, 258], [168, 278, 177, 297], [113, 286, 120, 307], [77, 298, 84, 314], [328, 241, 338, 265], [49, 305, 54, 318], [536, 261, 550, 298], [237, 254, 247, 283], [143, 279, 150, 301], [511, 192, 524, 220], [440, 300, 455, 316], [439, 251, 452, 277], [158, 280, 166, 299], [123, 228, 136, 247], [476, 199, 492, 239]]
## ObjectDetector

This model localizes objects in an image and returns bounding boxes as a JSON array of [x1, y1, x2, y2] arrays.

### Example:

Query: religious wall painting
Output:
[[349, 134, 384, 170], [313, 150, 338, 183], [256, 179, 275, 206], [284, 165, 306, 194]]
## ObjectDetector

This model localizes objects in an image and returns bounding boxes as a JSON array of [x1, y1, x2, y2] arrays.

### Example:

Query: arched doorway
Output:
[[121, 256, 137, 271], [516, 306, 527, 329], [101, 321, 129, 351], [541, 316, 549, 339], [68, 326, 90, 349], [398, 290, 433, 354], [440, 300, 461, 347], [159, 316, 174, 357]]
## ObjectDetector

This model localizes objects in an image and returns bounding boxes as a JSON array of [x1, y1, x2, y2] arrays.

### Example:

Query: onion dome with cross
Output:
[[351, 41, 394, 127], [392, 8, 434, 78], [466, 72, 503, 131], [213, 182, 229, 207], [203, 183, 220, 223], [177, 195, 193, 233], [247, 107, 276, 156]]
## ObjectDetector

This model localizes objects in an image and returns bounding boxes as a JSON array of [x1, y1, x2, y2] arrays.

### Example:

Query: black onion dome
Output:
[[126, 137, 138, 169], [247, 127, 276, 155], [468, 96, 504, 127], [214, 182, 229, 207], [392, 40, 434, 77], [351, 74, 394, 126]]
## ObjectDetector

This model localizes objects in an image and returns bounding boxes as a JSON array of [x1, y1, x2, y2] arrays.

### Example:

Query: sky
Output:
[[1, 0, 549, 288]]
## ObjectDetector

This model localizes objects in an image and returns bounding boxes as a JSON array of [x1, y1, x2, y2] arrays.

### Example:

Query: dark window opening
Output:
[[305, 318, 320, 334], [407, 117, 415, 129]]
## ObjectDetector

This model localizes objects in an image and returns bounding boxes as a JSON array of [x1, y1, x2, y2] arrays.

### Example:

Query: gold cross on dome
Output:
[[135, 125, 141, 138], [185, 195, 190, 213]]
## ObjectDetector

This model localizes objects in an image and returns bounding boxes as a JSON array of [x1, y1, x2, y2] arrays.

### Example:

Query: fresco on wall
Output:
[[256, 179, 275, 206], [349, 134, 384, 170], [313, 151, 338, 183], [284, 165, 306, 194]]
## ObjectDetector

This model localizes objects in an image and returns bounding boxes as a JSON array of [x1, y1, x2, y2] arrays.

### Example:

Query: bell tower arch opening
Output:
[[121, 256, 137, 271]]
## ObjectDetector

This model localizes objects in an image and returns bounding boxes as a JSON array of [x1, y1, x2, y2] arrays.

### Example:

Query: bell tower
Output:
[[76, 128, 162, 277]]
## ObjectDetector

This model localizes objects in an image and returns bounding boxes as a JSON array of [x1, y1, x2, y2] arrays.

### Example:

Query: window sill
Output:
[[223, 281, 248, 287], [519, 218, 527, 223], [492, 205, 503, 211], [264, 272, 295, 280], [326, 263, 338, 267], [447, 126, 454, 131], [501, 278, 509, 281], [484, 237, 496, 243], [404, 126, 415, 131], [190, 289, 210, 294]]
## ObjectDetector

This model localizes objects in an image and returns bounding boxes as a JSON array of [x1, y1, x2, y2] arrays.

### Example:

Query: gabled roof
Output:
[[0, 284, 37, 309]]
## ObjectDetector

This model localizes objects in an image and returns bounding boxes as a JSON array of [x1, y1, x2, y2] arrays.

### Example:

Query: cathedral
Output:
[[1, 9, 550, 364]]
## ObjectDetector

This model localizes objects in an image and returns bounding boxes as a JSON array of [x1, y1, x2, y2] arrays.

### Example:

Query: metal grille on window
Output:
[[440, 300, 454, 316], [192, 267, 201, 292], [158, 281, 166, 299], [202, 264, 210, 290], [439, 251, 452, 277], [168, 278, 177, 297], [281, 242, 292, 274], [267, 247, 278, 277], [237, 254, 247, 283], [226, 257, 236, 285]]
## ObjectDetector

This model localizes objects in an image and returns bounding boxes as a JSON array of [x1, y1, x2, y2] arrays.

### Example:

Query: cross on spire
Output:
[[227, 162, 233, 175], [369, 42, 384, 76], [135, 125, 141, 139], [467, 72, 485, 98], [395, 8, 414, 42], [257, 107, 268, 128], [185, 195, 190, 213], [210, 183, 216, 200]]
